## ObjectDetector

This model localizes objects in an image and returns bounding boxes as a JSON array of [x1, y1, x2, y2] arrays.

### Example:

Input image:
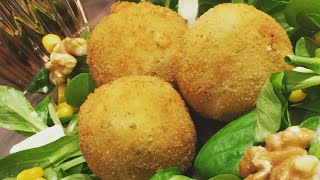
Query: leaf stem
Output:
[[285, 54, 320, 74]]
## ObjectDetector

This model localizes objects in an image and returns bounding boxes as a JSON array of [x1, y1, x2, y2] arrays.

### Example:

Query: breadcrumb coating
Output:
[[88, 2, 187, 87], [176, 3, 292, 122], [78, 76, 196, 180]]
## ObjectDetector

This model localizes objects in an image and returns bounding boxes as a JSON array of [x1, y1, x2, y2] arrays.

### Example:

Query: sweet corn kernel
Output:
[[56, 102, 75, 118], [42, 34, 61, 53], [17, 167, 44, 180], [315, 32, 320, 47], [58, 84, 67, 103], [289, 90, 307, 103]]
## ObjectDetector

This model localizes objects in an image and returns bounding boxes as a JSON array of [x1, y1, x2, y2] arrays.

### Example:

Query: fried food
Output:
[[78, 76, 196, 180], [176, 3, 293, 122], [87, 2, 187, 86]]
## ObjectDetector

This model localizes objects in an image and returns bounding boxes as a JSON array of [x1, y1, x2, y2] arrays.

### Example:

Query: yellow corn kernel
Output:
[[58, 84, 67, 103], [42, 34, 61, 53], [56, 102, 75, 118], [315, 31, 320, 47], [289, 90, 307, 103], [17, 167, 44, 180]]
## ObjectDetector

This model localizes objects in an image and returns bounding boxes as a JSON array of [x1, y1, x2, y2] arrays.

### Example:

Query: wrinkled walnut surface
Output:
[[239, 126, 320, 180], [45, 38, 87, 85]]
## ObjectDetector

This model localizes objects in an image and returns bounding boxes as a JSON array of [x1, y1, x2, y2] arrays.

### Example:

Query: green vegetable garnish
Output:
[[194, 111, 256, 178], [285, 0, 320, 31], [0, 86, 48, 133], [64, 73, 96, 108], [209, 174, 241, 180], [0, 136, 80, 179], [150, 167, 182, 180], [26, 68, 55, 94]]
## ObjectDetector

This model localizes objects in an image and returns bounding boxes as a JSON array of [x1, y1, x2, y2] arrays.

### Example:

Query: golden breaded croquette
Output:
[[78, 76, 196, 180], [176, 3, 292, 122], [87, 2, 187, 87]]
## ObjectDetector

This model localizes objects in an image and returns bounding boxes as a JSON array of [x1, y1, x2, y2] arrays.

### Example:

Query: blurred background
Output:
[[0, 0, 114, 156]]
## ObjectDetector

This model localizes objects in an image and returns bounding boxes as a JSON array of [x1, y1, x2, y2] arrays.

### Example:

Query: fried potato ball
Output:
[[78, 76, 196, 180], [176, 3, 293, 122], [87, 2, 187, 87]]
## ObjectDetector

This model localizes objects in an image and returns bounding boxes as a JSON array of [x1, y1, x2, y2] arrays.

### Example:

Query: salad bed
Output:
[[1, 0, 320, 179]]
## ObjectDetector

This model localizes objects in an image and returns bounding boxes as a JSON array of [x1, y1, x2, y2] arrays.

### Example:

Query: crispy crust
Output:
[[78, 76, 196, 180], [176, 3, 293, 122], [88, 2, 187, 87]]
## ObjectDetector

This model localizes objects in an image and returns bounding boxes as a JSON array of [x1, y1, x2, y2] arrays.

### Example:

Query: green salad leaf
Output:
[[0, 86, 48, 133], [285, 55, 320, 74], [60, 174, 96, 180], [295, 37, 319, 57], [34, 96, 54, 125], [194, 110, 256, 179], [300, 116, 320, 130], [283, 70, 320, 92], [0, 136, 80, 179], [168, 175, 196, 180], [150, 167, 182, 180], [254, 72, 284, 142], [44, 167, 59, 180], [71, 56, 90, 78], [65, 73, 96, 108], [26, 68, 55, 94], [285, 0, 320, 31], [65, 114, 79, 135], [209, 174, 241, 180]]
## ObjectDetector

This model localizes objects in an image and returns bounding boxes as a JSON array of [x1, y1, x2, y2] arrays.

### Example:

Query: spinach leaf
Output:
[[65, 73, 96, 108], [300, 116, 320, 131], [70, 56, 89, 78], [150, 167, 182, 180], [209, 174, 241, 180], [295, 37, 319, 57], [0, 86, 48, 133], [194, 110, 256, 179], [26, 68, 55, 94], [285, 55, 320, 74], [254, 72, 283, 142], [0, 136, 80, 179], [169, 175, 195, 180]]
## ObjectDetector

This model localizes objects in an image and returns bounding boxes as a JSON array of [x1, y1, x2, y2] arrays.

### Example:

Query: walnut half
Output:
[[45, 37, 87, 85], [239, 126, 319, 180]]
